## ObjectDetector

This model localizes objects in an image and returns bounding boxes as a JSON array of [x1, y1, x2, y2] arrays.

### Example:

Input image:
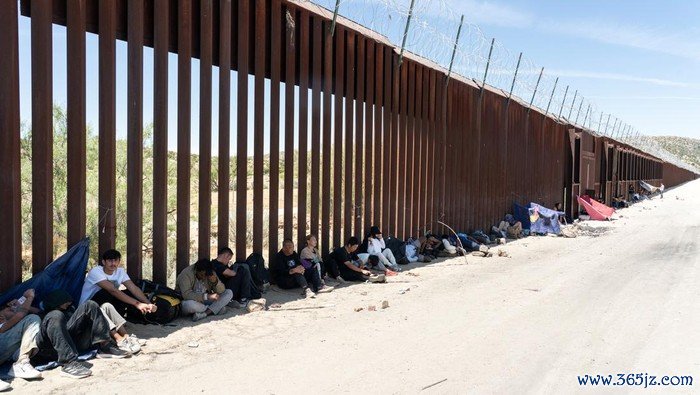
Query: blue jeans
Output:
[[456, 233, 481, 251], [0, 314, 40, 364]]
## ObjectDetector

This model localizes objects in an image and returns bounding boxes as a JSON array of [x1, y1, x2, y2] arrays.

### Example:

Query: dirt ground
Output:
[[8, 180, 699, 394]]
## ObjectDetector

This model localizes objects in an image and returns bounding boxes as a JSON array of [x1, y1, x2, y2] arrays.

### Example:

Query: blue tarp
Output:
[[0, 238, 90, 308], [513, 203, 532, 230], [528, 203, 564, 235]]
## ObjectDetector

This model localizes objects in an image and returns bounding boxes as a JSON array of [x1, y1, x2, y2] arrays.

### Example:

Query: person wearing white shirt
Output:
[[366, 226, 401, 272], [79, 249, 155, 354]]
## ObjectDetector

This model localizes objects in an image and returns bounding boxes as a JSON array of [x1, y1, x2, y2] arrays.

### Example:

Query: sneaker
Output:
[[192, 311, 208, 322], [129, 334, 147, 346], [246, 298, 266, 312], [117, 337, 141, 354], [304, 288, 317, 298], [336, 276, 348, 284], [317, 285, 334, 294], [261, 282, 271, 292], [369, 274, 386, 283], [97, 343, 131, 359], [478, 245, 489, 253], [227, 300, 244, 309], [0, 379, 10, 391], [9, 360, 42, 380], [60, 360, 92, 379], [216, 306, 228, 315]]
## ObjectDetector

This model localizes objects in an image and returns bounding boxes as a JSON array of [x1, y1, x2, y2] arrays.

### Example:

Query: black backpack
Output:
[[384, 236, 409, 265], [131, 279, 182, 325], [242, 252, 269, 289]]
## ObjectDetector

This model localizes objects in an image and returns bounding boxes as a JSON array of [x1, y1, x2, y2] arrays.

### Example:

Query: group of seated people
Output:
[[0, 245, 270, 388], [0, 224, 481, 389]]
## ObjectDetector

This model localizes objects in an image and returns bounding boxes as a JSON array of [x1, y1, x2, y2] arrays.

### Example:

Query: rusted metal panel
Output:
[[176, 0, 192, 273], [297, 10, 309, 247], [363, 38, 374, 231], [31, 0, 54, 274], [343, 31, 354, 240], [66, 0, 87, 249], [354, 35, 365, 237], [320, 20, 331, 256], [269, 0, 281, 260], [236, 0, 250, 260], [333, 27, 344, 247], [381, 46, 391, 233], [283, 4, 296, 241], [218, 0, 232, 250], [198, 0, 212, 259], [0, 0, 22, 291], [373, 42, 384, 227], [397, 60, 408, 238], [99, 0, 117, 259], [127, 0, 144, 278], [413, 64, 424, 237], [309, 16, 321, 240], [152, 0, 169, 283]]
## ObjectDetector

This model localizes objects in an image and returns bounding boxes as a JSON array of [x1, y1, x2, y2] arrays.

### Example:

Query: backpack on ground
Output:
[[131, 279, 182, 325]]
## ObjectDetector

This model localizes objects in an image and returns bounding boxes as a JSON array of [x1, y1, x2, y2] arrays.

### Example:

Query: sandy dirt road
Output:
[[9, 180, 699, 394]]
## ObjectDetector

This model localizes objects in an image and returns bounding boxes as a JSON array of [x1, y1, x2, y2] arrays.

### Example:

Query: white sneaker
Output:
[[9, 360, 42, 380], [304, 288, 317, 298], [0, 379, 11, 391], [317, 285, 334, 293], [369, 274, 386, 283], [192, 312, 208, 322], [129, 334, 147, 346], [246, 298, 266, 312], [117, 337, 141, 354]]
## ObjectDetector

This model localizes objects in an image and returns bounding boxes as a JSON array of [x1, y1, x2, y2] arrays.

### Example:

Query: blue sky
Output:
[[16, 0, 700, 156]]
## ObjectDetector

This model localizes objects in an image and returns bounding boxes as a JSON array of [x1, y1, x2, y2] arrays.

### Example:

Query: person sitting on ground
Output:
[[366, 226, 401, 272], [300, 235, 338, 285], [493, 214, 523, 238], [33, 289, 130, 379], [176, 259, 233, 322], [0, 289, 43, 386], [211, 247, 265, 311], [79, 249, 155, 354], [329, 237, 385, 283], [271, 239, 333, 298]]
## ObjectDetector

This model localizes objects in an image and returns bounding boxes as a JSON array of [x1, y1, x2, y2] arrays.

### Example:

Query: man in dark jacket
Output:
[[270, 239, 330, 298]]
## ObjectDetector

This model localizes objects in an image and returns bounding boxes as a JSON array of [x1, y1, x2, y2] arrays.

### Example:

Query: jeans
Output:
[[457, 233, 481, 251], [222, 264, 255, 301], [35, 301, 111, 364], [276, 268, 322, 293], [181, 289, 233, 316], [0, 314, 40, 364]]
